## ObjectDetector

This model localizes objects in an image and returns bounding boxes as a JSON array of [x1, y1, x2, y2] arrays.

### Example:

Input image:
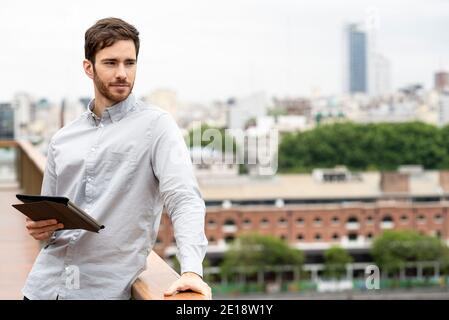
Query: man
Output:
[[22, 17, 211, 300]]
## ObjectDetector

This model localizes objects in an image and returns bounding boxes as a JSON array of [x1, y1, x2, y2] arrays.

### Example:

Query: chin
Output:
[[110, 91, 130, 102]]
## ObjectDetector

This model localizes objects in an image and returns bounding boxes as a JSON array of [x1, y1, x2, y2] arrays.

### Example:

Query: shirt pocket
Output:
[[104, 150, 138, 192]]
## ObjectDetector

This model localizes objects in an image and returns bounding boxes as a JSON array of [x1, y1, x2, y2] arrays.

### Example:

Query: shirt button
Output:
[[91, 147, 96, 152], [87, 177, 92, 182]]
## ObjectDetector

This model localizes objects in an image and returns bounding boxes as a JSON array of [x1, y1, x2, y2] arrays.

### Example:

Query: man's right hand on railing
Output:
[[25, 218, 64, 241]]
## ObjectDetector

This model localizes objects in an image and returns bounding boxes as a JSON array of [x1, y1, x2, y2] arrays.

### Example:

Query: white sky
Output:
[[0, 0, 448, 103]]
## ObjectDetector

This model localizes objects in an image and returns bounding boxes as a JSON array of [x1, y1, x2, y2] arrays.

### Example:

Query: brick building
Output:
[[154, 167, 449, 264]]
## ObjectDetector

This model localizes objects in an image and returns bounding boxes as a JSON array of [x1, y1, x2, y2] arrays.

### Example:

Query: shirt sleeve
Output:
[[41, 138, 57, 197], [150, 112, 208, 277]]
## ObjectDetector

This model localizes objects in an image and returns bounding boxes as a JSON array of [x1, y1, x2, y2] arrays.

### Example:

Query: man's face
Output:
[[91, 40, 137, 104]]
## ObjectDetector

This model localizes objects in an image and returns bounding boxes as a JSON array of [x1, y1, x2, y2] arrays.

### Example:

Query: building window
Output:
[[348, 232, 358, 241], [225, 235, 235, 244], [417, 215, 426, 224], [155, 237, 162, 245], [332, 233, 339, 241], [332, 216, 340, 225], [209, 236, 216, 244], [223, 218, 238, 233], [207, 219, 217, 228], [260, 218, 270, 228], [315, 234, 321, 241], [381, 215, 394, 229], [400, 215, 409, 224], [346, 216, 360, 230], [224, 219, 236, 226], [314, 217, 322, 227], [278, 218, 288, 227], [366, 233, 373, 240], [296, 234, 304, 241], [296, 218, 304, 226], [366, 216, 374, 224], [434, 214, 443, 224], [243, 219, 252, 228]]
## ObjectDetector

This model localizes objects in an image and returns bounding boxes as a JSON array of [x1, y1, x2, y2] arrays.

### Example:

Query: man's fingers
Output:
[[29, 223, 63, 236], [164, 280, 212, 299], [163, 284, 178, 296], [34, 231, 51, 241], [26, 219, 58, 229]]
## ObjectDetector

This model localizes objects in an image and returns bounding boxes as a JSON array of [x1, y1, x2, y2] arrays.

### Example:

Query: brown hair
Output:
[[84, 17, 140, 64]]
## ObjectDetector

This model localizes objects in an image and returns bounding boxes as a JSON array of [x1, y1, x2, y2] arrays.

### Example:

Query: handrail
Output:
[[1, 139, 204, 300], [132, 251, 207, 300]]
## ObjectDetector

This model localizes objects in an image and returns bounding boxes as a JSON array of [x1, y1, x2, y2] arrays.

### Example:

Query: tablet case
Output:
[[12, 194, 105, 233]]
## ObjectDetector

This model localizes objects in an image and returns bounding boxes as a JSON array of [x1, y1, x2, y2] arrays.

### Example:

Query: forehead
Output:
[[95, 39, 136, 60]]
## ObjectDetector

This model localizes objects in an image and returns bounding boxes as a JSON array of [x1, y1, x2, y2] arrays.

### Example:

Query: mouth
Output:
[[110, 84, 130, 88]]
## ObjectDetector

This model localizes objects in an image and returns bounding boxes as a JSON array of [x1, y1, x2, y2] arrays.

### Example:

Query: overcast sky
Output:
[[1, 0, 448, 103]]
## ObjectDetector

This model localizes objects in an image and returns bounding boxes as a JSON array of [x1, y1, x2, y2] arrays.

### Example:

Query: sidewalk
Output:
[[0, 184, 40, 299]]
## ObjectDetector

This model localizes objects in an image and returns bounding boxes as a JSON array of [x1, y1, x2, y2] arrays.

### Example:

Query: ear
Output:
[[83, 59, 94, 80]]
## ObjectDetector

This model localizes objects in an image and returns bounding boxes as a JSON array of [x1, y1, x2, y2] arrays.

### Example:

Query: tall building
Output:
[[435, 71, 449, 92], [344, 23, 368, 94], [438, 91, 449, 126], [344, 22, 391, 97], [0, 103, 14, 139], [370, 53, 392, 97]]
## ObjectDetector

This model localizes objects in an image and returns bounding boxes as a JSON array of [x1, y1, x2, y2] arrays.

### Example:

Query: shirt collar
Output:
[[87, 94, 136, 124]]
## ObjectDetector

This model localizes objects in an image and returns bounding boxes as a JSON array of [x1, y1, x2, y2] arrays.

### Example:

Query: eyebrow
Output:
[[100, 58, 137, 63]]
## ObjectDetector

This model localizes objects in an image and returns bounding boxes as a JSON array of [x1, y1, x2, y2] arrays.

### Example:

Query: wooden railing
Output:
[[0, 139, 205, 300]]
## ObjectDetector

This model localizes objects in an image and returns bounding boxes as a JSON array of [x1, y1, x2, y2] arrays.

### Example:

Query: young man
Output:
[[22, 17, 211, 300]]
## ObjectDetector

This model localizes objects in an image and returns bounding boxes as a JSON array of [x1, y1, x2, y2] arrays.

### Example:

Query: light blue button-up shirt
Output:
[[22, 94, 208, 300]]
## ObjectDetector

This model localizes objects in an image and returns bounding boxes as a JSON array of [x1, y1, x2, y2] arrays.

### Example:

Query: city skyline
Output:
[[0, 0, 448, 104]]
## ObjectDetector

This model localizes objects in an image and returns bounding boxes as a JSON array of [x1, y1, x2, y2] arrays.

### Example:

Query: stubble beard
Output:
[[93, 68, 134, 105]]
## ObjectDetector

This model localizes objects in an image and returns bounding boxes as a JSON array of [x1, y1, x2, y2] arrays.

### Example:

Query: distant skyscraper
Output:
[[344, 23, 368, 94], [370, 53, 392, 97], [439, 91, 449, 126], [435, 71, 449, 92], [0, 103, 15, 139], [344, 22, 391, 97]]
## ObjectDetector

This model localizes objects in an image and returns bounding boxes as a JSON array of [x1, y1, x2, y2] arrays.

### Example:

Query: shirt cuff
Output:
[[179, 258, 204, 278]]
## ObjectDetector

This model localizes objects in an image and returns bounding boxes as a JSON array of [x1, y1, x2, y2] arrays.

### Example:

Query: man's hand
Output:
[[25, 218, 64, 241], [164, 272, 212, 300]]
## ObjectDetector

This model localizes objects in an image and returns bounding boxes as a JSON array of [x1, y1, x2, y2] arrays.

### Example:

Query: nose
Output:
[[115, 63, 127, 80]]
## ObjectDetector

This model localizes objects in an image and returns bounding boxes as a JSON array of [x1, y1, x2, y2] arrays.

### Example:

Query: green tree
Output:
[[278, 121, 448, 173], [220, 233, 304, 279], [371, 230, 449, 277], [323, 246, 353, 280], [185, 124, 238, 155]]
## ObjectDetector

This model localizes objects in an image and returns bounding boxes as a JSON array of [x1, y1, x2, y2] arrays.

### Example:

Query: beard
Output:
[[93, 69, 134, 104]]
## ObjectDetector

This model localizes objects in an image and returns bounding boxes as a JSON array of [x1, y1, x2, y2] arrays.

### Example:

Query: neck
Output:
[[92, 88, 115, 118]]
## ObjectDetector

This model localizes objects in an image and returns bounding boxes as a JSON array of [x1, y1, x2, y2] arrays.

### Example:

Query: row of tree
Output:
[[279, 121, 449, 172], [217, 231, 449, 280], [186, 121, 449, 173]]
